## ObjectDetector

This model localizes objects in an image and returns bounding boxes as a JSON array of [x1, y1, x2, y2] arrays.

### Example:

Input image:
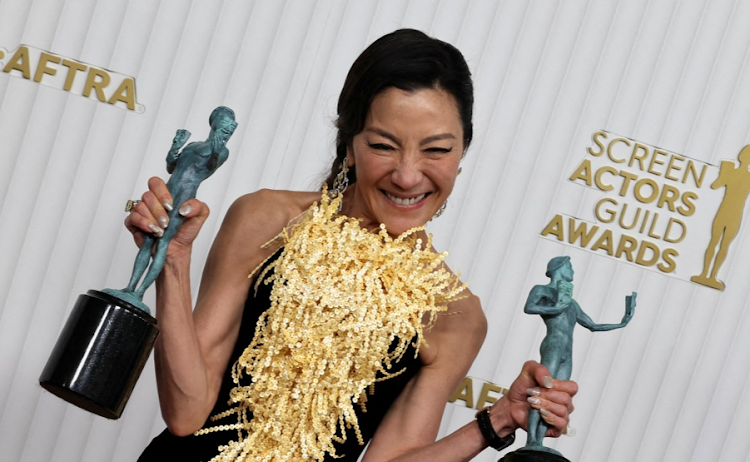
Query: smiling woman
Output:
[[341, 87, 464, 235], [129, 28, 576, 462]]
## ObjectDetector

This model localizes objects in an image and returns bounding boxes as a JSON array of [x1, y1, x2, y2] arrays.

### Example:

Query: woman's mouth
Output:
[[384, 192, 427, 206]]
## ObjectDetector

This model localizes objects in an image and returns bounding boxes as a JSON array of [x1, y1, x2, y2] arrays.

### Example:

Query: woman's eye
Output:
[[425, 147, 453, 154], [368, 143, 394, 151]]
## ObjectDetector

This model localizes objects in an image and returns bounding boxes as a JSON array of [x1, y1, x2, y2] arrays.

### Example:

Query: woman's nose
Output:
[[391, 158, 423, 190]]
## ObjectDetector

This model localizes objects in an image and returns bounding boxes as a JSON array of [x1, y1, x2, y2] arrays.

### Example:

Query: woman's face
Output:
[[343, 86, 464, 236]]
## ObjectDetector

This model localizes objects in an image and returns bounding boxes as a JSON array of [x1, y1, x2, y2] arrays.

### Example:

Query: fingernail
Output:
[[163, 200, 173, 211], [527, 397, 541, 406], [158, 216, 169, 228], [179, 204, 192, 216], [527, 388, 542, 396], [148, 223, 164, 237], [542, 376, 553, 389], [564, 426, 576, 437]]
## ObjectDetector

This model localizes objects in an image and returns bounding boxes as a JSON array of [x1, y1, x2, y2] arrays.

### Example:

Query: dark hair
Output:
[[324, 29, 474, 189]]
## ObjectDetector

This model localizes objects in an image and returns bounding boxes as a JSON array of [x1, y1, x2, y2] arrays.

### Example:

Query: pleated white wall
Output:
[[1, 1, 750, 461]]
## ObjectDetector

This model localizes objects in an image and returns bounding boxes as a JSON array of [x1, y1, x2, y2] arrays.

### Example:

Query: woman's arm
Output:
[[126, 181, 306, 435], [362, 294, 576, 462]]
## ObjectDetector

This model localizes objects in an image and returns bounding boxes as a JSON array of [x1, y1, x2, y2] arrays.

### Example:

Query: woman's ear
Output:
[[346, 146, 355, 168]]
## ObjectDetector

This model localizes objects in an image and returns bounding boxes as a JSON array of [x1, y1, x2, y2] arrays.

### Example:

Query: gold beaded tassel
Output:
[[203, 191, 467, 462]]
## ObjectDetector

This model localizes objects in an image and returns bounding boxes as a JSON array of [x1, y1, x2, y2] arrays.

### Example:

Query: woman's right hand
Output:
[[124, 176, 210, 259]]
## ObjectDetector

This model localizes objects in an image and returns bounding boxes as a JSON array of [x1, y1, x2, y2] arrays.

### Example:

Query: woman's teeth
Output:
[[385, 192, 426, 206]]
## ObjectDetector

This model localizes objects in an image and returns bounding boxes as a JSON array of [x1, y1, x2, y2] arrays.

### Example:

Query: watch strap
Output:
[[476, 407, 515, 451]]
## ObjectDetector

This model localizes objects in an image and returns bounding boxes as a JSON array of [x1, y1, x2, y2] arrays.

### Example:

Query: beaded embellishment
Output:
[[198, 190, 466, 461]]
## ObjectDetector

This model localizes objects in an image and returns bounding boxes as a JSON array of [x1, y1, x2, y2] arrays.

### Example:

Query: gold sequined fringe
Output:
[[197, 190, 467, 461]]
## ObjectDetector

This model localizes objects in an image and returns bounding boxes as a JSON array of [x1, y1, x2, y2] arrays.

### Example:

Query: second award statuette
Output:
[[39, 107, 238, 419]]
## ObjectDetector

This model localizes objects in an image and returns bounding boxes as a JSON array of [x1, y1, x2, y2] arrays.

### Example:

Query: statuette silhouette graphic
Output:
[[40, 107, 237, 419], [691, 145, 750, 291], [501, 256, 636, 462]]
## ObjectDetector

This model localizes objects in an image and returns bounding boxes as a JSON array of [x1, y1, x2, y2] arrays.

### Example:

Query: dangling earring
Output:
[[331, 162, 349, 196], [330, 161, 349, 211], [431, 200, 447, 221]]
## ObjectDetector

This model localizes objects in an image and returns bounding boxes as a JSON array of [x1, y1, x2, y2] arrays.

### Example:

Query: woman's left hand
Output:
[[504, 360, 578, 437]]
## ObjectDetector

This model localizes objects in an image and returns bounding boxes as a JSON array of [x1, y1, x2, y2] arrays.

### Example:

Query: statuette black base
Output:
[[39, 290, 159, 419], [500, 449, 571, 462]]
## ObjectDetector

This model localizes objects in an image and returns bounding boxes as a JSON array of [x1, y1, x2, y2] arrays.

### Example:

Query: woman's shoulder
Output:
[[228, 189, 320, 230], [421, 289, 486, 367], [215, 189, 321, 262]]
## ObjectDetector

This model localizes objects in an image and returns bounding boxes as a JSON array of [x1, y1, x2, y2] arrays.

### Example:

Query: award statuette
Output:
[[501, 256, 636, 462], [40, 107, 238, 419]]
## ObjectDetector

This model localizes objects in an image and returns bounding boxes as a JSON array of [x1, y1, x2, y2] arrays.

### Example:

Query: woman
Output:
[[130, 29, 577, 461]]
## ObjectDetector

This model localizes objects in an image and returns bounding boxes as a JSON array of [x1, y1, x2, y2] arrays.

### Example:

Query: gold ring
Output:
[[125, 199, 142, 212]]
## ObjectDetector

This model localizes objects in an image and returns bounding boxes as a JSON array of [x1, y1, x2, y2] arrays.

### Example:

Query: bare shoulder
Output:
[[228, 189, 319, 230], [421, 287, 487, 368], [207, 189, 320, 276], [444, 289, 487, 344]]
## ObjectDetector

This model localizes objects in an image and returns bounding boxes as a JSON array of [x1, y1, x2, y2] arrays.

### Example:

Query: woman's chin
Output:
[[379, 215, 432, 236]]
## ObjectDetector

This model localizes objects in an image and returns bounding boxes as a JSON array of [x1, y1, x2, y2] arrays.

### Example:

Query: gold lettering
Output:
[[588, 131, 607, 157], [634, 178, 659, 204], [541, 215, 565, 241], [606, 137, 630, 164], [107, 77, 137, 111], [647, 212, 662, 239], [618, 203, 642, 230], [594, 197, 617, 224], [684, 160, 706, 188], [677, 191, 697, 217], [615, 233, 638, 261], [3, 45, 32, 79], [61, 58, 87, 91], [618, 170, 638, 196], [658, 248, 678, 273], [664, 218, 687, 244], [568, 217, 599, 247], [647, 149, 668, 176], [636, 240, 660, 266], [82, 67, 111, 102], [449, 377, 474, 408], [629, 143, 650, 171], [594, 166, 618, 191], [476, 382, 504, 410], [591, 230, 614, 256], [656, 183, 680, 212], [665, 155, 684, 181], [33, 52, 61, 82], [638, 210, 651, 234], [569, 159, 593, 186]]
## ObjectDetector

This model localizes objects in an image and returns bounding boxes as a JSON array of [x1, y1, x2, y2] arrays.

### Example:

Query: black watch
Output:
[[475, 407, 515, 451]]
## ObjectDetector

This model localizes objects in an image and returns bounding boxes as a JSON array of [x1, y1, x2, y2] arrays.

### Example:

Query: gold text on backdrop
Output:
[[0, 45, 144, 112]]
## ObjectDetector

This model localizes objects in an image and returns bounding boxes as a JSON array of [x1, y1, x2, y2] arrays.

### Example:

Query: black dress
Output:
[[138, 250, 422, 461]]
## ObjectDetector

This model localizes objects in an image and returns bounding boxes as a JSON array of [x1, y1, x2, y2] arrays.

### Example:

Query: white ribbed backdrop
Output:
[[2, 1, 750, 461]]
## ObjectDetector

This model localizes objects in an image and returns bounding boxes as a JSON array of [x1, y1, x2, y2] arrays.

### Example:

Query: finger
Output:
[[148, 176, 174, 211], [550, 379, 579, 398], [124, 215, 148, 247], [140, 190, 171, 230], [530, 363, 554, 390], [528, 394, 570, 423], [537, 406, 568, 433], [177, 198, 209, 219], [537, 384, 577, 414], [128, 199, 165, 238]]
